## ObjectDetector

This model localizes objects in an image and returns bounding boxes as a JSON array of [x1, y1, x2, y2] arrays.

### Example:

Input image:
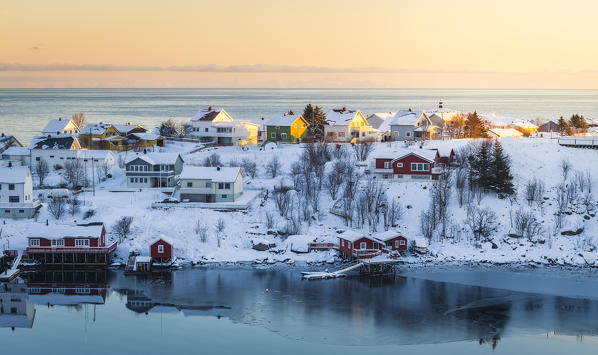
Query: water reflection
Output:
[[2, 267, 598, 347]]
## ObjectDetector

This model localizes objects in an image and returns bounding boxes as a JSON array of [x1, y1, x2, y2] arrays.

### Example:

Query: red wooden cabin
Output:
[[372, 230, 408, 252], [337, 231, 382, 259], [372, 149, 442, 181], [150, 237, 174, 262]]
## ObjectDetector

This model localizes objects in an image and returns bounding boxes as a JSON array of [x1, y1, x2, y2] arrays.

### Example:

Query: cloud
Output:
[[0, 62, 506, 74]]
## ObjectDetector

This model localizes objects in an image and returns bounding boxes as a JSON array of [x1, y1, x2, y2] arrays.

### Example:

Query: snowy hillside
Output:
[[2, 137, 598, 267]]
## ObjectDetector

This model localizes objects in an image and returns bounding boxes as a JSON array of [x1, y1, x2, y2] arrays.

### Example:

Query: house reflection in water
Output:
[[123, 289, 231, 319], [0, 280, 36, 329]]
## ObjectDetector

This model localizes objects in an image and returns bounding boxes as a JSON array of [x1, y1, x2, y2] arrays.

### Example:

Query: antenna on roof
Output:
[[439, 100, 444, 109]]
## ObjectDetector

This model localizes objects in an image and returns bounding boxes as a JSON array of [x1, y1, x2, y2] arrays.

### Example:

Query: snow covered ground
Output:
[[1, 137, 598, 267]]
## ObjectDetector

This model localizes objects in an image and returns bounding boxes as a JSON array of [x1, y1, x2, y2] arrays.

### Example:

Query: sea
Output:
[[1, 88, 597, 144]]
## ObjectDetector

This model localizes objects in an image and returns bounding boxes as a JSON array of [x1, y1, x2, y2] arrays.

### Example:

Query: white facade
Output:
[[31, 149, 115, 169], [0, 165, 40, 218], [185, 107, 259, 145], [179, 166, 243, 202], [42, 118, 80, 137]]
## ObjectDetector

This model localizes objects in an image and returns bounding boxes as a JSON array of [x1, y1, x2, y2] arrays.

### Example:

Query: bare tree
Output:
[[48, 197, 66, 219], [455, 167, 467, 207], [420, 211, 434, 242], [554, 183, 568, 231], [465, 207, 497, 241], [194, 220, 209, 243], [203, 153, 222, 167], [273, 182, 292, 217], [384, 198, 404, 229], [241, 158, 258, 179], [324, 164, 344, 200], [513, 209, 543, 241], [64, 160, 87, 188], [265, 156, 281, 178], [264, 211, 275, 230], [561, 159, 571, 181], [34, 158, 50, 187], [69, 194, 80, 216], [71, 112, 86, 129], [524, 178, 545, 207], [112, 216, 134, 242], [96, 160, 110, 182], [352, 138, 375, 161], [215, 218, 225, 248]]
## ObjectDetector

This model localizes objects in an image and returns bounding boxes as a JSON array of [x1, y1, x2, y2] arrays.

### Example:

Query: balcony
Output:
[[26, 242, 118, 254]]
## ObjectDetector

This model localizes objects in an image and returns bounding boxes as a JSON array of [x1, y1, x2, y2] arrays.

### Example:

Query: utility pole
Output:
[[92, 157, 95, 196]]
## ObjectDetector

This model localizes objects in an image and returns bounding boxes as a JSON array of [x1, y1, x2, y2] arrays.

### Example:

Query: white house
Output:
[[179, 166, 243, 203], [389, 109, 439, 141], [1, 146, 30, 166], [42, 117, 80, 137], [124, 152, 184, 188], [0, 133, 23, 154], [0, 164, 40, 218], [366, 112, 394, 141], [324, 107, 374, 143], [185, 106, 259, 146]]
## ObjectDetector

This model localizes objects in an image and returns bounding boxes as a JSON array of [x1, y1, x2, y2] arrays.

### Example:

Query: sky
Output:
[[1, 0, 598, 88]]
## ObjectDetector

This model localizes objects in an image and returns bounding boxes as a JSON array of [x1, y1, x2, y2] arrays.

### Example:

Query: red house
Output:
[[372, 230, 408, 252], [25, 222, 117, 265], [372, 149, 442, 181], [150, 237, 174, 262], [337, 231, 382, 259]]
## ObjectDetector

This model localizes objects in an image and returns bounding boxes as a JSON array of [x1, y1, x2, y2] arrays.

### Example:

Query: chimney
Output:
[[8, 161, 12, 168], [409, 107, 412, 112], [261, 117, 264, 121], [143, 149, 147, 154], [439, 100, 444, 109], [59, 117, 62, 121], [342, 106, 347, 111], [208, 106, 213, 111]]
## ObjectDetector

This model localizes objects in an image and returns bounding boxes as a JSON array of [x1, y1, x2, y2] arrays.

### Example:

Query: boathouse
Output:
[[150, 237, 174, 262], [25, 222, 117, 265], [337, 231, 382, 259], [372, 230, 408, 252]]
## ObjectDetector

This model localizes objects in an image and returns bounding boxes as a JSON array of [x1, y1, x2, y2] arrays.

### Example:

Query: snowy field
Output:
[[2, 137, 598, 267]]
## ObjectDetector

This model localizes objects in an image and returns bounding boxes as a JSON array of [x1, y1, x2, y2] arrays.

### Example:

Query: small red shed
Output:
[[150, 237, 174, 261], [373, 230, 408, 252]]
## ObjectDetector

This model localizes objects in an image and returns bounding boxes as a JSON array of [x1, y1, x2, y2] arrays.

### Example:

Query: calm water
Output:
[[1, 88, 598, 144], [1, 266, 598, 354]]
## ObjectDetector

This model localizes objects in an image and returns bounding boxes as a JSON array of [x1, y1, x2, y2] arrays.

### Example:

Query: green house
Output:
[[265, 114, 310, 143]]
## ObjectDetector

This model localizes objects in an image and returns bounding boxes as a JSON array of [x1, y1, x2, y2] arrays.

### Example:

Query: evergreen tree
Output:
[[489, 140, 514, 194], [302, 104, 326, 140], [464, 111, 488, 138], [468, 141, 492, 191], [287, 109, 294, 115], [569, 114, 587, 133], [557, 116, 572, 135]]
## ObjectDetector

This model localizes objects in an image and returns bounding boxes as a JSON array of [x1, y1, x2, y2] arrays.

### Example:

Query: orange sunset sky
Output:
[[1, 0, 597, 88]]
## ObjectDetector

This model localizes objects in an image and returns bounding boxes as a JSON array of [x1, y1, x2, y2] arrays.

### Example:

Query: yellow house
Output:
[[265, 114, 310, 143], [324, 107, 374, 143], [79, 123, 164, 151]]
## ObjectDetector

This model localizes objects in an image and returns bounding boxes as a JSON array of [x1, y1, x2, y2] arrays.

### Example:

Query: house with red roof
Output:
[[371, 149, 443, 181]]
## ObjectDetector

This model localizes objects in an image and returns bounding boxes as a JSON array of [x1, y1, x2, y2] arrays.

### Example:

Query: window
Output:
[[75, 239, 90, 247], [50, 155, 54, 158], [271, 132, 276, 138], [383, 174, 389, 179], [293, 124, 297, 128], [206, 182, 211, 188], [406, 132, 411, 137], [397, 163, 403, 167], [394, 131, 399, 137], [275, 126, 280, 130], [218, 183, 224, 189], [19, 210, 24, 213], [221, 194, 227, 198], [224, 183, 230, 189], [281, 133, 287, 139], [130, 178, 134, 183], [30, 239, 40, 247], [158, 245, 164, 253], [8, 196, 19, 203], [51, 239, 64, 247], [400, 240, 406, 246], [187, 182, 193, 187], [8, 184, 14, 190], [341, 240, 345, 247], [360, 242, 367, 249], [205, 128, 208, 132], [36, 157, 40, 161], [411, 163, 430, 172], [384, 162, 390, 169], [339, 132, 345, 137], [394, 240, 399, 248]]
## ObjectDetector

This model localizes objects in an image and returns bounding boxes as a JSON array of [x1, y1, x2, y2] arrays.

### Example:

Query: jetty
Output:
[[558, 137, 598, 149], [302, 258, 400, 280], [0, 250, 23, 281]]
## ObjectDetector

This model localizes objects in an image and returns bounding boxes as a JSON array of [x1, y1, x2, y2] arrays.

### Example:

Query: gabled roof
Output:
[[112, 124, 145, 134], [151, 236, 174, 245], [29, 136, 78, 150], [373, 148, 438, 162], [191, 107, 232, 122], [42, 118, 77, 134], [325, 108, 364, 126], [80, 123, 111, 135], [371, 230, 404, 241], [265, 114, 306, 127], [180, 166, 241, 182], [2, 146, 29, 156], [389, 110, 428, 126], [27, 223, 104, 240], [0, 166, 30, 183], [130, 132, 162, 141], [338, 230, 372, 243], [124, 152, 181, 165], [0, 134, 23, 153], [367, 112, 394, 131], [488, 128, 523, 138]]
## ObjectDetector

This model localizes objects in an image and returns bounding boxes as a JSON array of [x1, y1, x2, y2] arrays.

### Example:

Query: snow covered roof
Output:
[[0, 165, 29, 183], [42, 118, 76, 134], [112, 124, 144, 134], [338, 230, 370, 242], [29, 136, 78, 150], [2, 146, 29, 156], [191, 106, 227, 121], [488, 128, 524, 138], [152, 236, 174, 245], [373, 148, 438, 162], [367, 112, 394, 131], [180, 166, 241, 182], [75, 150, 114, 160], [325, 108, 362, 126], [124, 152, 181, 165], [484, 114, 537, 129], [27, 223, 104, 240], [389, 110, 427, 126], [0, 134, 23, 153], [265, 114, 304, 127], [135, 256, 152, 263], [80, 123, 110, 135], [371, 230, 403, 241], [130, 132, 161, 141]]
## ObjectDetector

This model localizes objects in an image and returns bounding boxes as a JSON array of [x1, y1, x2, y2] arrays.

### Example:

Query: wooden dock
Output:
[[302, 259, 400, 280]]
